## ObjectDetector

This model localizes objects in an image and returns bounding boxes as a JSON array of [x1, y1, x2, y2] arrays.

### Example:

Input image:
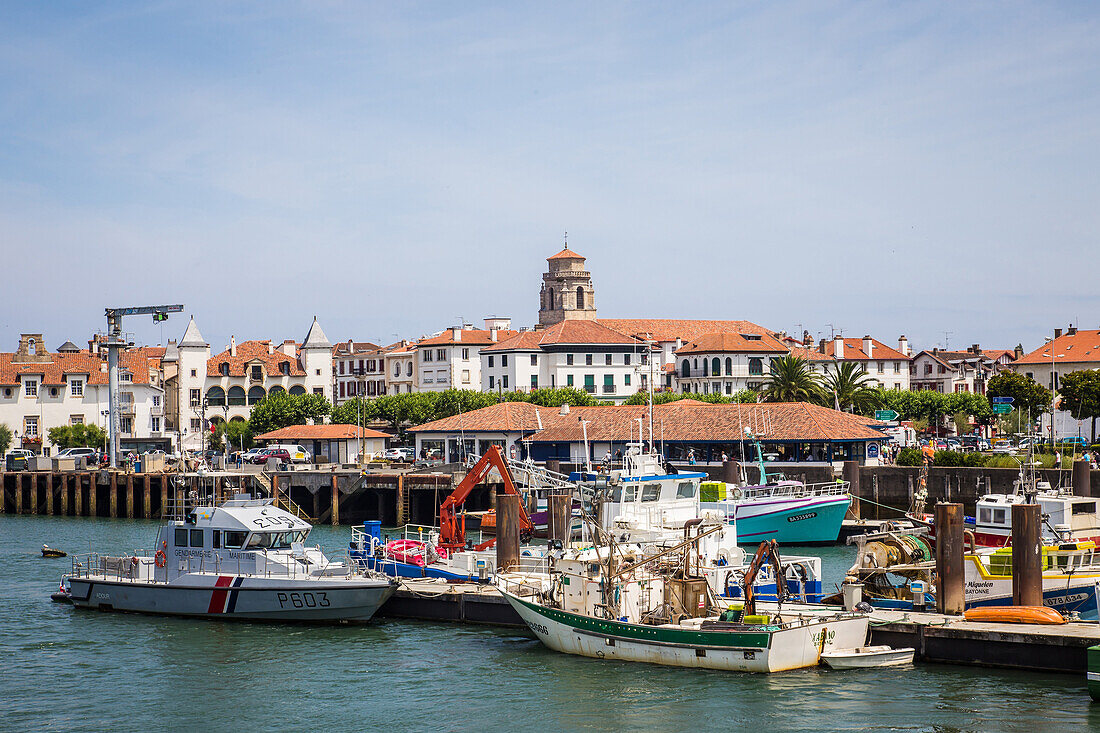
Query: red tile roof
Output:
[[412, 400, 885, 442], [1014, 330, 1100, 365], [408, 401, 543, 433], [0, 349, 159, 386], [416, 328, 519, 347], [786, 345, 833, 363], [821, 338, 909, 361], [676, 331, 788, 355], [547, 247, 585, 260], [482, 331, 545, 352], [597, 319, 771, 344], [207, 340, 304, 377], [332, 341, 382, 357], [255, 424, 392, 441]]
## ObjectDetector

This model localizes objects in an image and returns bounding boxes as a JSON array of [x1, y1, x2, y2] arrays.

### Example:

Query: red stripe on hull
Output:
[[206, 576, 233, 613]]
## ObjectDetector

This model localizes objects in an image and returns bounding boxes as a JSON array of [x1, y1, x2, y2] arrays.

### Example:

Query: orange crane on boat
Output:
[[742, 540, 789, 617], [438, 445, 533, 552]]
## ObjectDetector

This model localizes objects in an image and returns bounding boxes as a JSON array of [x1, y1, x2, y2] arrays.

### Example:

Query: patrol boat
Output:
[[61, 494, 396, 622]]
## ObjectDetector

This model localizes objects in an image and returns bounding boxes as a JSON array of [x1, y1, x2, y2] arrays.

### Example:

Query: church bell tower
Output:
[[538, 245, 597, 328]]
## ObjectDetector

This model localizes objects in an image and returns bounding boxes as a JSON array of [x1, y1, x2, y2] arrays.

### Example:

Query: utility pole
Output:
[[104, 305, 183, 468]]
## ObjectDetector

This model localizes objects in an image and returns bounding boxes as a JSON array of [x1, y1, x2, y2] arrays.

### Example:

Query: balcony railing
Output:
[[602, 385, 615, 394], [584, 385, 595, 394]]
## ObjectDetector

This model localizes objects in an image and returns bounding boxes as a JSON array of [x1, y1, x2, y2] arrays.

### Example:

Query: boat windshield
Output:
[[245, 531, 308, 549]]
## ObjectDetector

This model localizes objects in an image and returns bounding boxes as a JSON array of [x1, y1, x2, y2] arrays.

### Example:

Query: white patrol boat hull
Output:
[[500, 589, 868, 673], [67, 573, 395, 623]]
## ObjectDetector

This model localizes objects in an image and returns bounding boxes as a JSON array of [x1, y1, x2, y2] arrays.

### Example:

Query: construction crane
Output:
[[438, 445, 533, 552], [104, 305, 184, 468]]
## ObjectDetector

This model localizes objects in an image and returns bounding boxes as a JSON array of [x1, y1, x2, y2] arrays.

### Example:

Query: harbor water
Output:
[[3, 514, 1099, 732]]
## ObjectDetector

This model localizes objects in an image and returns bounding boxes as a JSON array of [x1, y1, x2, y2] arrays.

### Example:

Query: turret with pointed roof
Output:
[[179, 317, 207, 348], [302, 316, 331, 350]]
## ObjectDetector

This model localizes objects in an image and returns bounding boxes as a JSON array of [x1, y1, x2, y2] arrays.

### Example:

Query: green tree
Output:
[[504, 387, 601, 407], [0, 423, 12, 456], [47, 423, 108, 450], [987, 371, 1051, 420], [248, 392, 332, 435], [1058, 369, 1100, 443], [822, 363, 884, 413], [952, 411, 971, 436], [762, 356, 824, 403], [224, 420, 254, 452]]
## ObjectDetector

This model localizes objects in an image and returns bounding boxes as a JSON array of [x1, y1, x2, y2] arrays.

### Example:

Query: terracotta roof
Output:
[[676, 331, 788, 355], [408, 401, 542, 433], [416, 328, 519, 347], [482, 331, 545, 352], [413, 400, 885, 442], [548, 247, 585, 260], [597, 319, 771, 344], [1014, 330, 1100, 365], [0, 349, 158, 386], [983, 349, 1016, 362], [207, 340, 304, 377], [821, 338, 909, 361], [255, 424, 392, 441], [332, 341, 382, 357], [786, 345, 833, 363]]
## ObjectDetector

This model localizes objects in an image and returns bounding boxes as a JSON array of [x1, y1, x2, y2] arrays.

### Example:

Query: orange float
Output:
[[963, 606, 1065, 625]]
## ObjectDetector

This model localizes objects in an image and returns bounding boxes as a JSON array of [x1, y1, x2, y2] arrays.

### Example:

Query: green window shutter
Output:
[[567, 374, 574, 386]]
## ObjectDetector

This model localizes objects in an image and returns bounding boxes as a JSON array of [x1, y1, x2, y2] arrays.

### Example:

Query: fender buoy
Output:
[[154, 550, 167, 568], [130, 556, 139, 568]]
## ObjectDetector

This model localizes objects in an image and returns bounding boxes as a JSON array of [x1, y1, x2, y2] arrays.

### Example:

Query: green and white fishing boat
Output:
[[498, 531, 869, 673]]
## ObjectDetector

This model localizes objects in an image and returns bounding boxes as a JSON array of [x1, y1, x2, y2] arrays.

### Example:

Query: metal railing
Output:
[[733, 480, 850, 502]]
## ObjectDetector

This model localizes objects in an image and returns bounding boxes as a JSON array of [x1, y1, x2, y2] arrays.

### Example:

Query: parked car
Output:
[[5, 449, 35, 471], [249, 448, 291, 465], [382, 447, 412, 461], [1057, 437, 1088, 448], [266, 443, 312, 464], [55, 447, 100, 464], [991, 439, 1014, 455]]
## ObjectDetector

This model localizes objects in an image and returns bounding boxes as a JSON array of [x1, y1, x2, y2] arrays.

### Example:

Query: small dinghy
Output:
[[963, 606, 1065, 625], [821, 645, 915, 669], [41, 545, 67, 558]]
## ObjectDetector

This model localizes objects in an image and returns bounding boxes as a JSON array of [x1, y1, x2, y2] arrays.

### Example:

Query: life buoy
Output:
[[155, 550, 167, 568]]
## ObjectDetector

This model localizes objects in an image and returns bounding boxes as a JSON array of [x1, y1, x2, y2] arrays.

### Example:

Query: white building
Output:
[[910, 345, 1011, 394], [672, 331, 790, 395], [0, 334, 167, 454], [815, 334, 913, 391], [415, 319, 517, 392], [383, 340, 418, 395], [481, 320, 654, 402], [165, 317, 333, 453], [1011, 326, 1099, 439]]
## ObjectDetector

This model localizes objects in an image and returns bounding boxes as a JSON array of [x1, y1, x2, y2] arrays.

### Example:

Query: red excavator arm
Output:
[[742, 540, 789, 617], [438, 445, 533, 552]]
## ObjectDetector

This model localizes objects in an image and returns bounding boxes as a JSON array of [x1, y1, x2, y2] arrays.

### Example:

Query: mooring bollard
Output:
[[935, 502, 965, 615], [496, 492, 522, 572], [1011, 503, 1043, 607]]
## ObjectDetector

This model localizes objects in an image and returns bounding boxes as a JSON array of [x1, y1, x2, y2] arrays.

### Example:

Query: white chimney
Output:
[[282, 339, 296, 356], [898, 335, 909, 357], [452, 327, 462, 341], [559, 403, 570, 416], [862, 335, 873, 358], [230, 335, 236, 357], [267, 341, 274, 355], [833, 334, 844, 359], [490, 327, 498, 342]]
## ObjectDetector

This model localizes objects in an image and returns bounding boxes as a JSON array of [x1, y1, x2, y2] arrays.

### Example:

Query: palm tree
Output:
[[822, 362, 884, 413], [762, 356, 824, 403]]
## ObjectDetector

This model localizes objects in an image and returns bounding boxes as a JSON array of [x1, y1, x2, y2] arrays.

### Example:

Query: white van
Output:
[[268, 444, 312, 463]]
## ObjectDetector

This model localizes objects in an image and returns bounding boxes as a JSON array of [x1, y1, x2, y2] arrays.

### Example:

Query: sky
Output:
[[2, 2, 1099, 356]]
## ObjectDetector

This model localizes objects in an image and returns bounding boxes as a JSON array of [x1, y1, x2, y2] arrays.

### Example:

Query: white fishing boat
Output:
[[497, 531, 869, 673], [60, 494, 396, 622], [821, 645, 915, 669]]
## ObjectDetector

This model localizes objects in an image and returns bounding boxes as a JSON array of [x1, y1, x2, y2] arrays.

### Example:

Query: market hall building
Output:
[[409, 399, 889, 466]]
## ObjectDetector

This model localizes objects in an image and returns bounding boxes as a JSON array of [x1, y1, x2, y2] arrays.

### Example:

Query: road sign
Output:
[[875, 410, 899, 421], [991, 396, 1014, 404], [992, 404, 1014, 414]]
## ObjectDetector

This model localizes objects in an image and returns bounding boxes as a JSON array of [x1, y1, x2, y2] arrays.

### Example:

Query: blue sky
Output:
[[2, 2, 1099, 355]]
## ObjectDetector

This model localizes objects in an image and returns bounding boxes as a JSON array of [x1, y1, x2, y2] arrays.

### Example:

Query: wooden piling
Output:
[[1011, 503, 1043, 607], [15, 475, 24, 514], [74, 475, 83, 516], [87, 473, 96, 517], [313, 490, 321, 521], [46, 473, 54, 515], [109, 472, 118, 517], [331, 474, 340, 525], [1073, 459, 1092, 498], [127, 475, 135, 519], [396, 475, 406, 526], [843, 460, 860, 519], [143, 480, 151, 519], [29, 474, 37, 515], [495, 492, 522, 572], [547, 493, 571, 545], [935, 502, 965, 615], [160, 480, 168, 520], [60, 476, 69, 516]]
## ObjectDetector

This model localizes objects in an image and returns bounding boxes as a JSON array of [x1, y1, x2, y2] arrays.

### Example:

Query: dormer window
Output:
[[251, 365, 262, 381], [120, 371, 132, 383], [24, 379, 38, 397], [220, 363, 230, 377], [280, 362, 290, 376]]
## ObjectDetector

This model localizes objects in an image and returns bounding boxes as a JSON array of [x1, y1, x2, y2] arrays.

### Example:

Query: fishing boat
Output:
[[497, 531, 869, 673], [60, 493, 396, 622], [837, 527, 1100, 616], [698, 429, 851, 545], [821, 645, 915, 669]]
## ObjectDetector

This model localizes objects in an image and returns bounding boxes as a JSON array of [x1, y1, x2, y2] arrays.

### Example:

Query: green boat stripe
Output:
[[572, 626, 764, 652], [512, 594, 773, 648]]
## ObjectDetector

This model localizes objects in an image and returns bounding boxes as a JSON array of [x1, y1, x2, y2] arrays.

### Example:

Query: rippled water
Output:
[[3, 514, 1098, 732]]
